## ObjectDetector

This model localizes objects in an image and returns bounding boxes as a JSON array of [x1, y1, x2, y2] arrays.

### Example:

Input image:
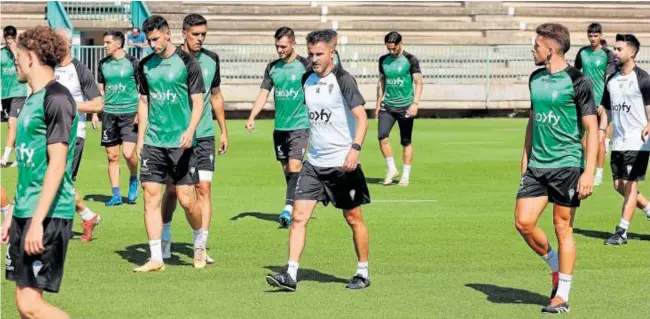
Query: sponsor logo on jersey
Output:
[[309, 109, 332, 124], [106, 83, 127, 93], [386, 77, 405, 87], [535, 110, 560, 125], [1, 66, 16, 74], [150, 90, 178, 103], [275, 88, 301, 100], [612, 102, 631, 113], [16, 143, 35, 168]]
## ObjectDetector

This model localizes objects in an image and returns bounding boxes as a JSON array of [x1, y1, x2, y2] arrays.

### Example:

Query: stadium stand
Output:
[[1, 1, 648, 113]]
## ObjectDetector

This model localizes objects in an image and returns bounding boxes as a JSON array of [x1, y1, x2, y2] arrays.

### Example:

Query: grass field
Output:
[[1, 118, 649, 318]]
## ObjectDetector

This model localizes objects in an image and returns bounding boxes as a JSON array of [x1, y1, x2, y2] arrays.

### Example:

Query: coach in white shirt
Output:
[[601, 33, 650, 246]]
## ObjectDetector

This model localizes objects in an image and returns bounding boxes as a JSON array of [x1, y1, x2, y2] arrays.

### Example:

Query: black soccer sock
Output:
[[285, 172, 299, 206]]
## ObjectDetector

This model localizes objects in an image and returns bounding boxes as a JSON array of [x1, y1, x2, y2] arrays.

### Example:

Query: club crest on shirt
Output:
[[551, 90, 558, 100], [568, 189, 575, 201], [328, 84, 334, 94]]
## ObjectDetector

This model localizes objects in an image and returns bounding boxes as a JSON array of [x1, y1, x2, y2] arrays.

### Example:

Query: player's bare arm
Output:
[[136, 94, 149, 159], [180, 93, 204, 149], [246, 88, 270, 132], [344, 106, 368, 172], [375, 75, 384, 118], [409, 73, 423, 117], [579, 114, 598, 199], [642, 104, 650, 142], [210, 88, 228, 154], [521, 111, 533, 176], [24, 143, 68, 256]]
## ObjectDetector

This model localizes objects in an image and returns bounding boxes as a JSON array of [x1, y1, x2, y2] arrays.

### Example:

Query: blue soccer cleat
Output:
[[127, 178, 138, 204], [279, 210, 292, 228], [105, 196, 123, 206]]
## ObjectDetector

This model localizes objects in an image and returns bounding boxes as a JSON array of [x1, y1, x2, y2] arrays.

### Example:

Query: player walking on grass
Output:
[[2, 25, 77, 319], [246, 27, 311, 228], [160, 14, 228, 266], [515, 23, 598, 314], [55, 28, 104, 243], [376, 31, 423, 186], [134, 15, 205, 272], [600, 34, 650, 245], [1, 26, 28, 168], [575, 23, 616, 186], [97, 30, 140, 206], [265, 30, 371, 292]]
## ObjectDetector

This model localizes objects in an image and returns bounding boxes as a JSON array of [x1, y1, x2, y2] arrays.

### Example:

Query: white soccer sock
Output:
[[619, 218, 630, 237], [192, 229, 206, 248], [402, 165, 412, 179], [287, 260, 299, 281], [1, 204, 11, 219], [162, 223, 172, 241], [357, 261, 369, 279], [2, 147, 12, 162], [201, 230, 209, 247], [556, 273, 572, 301], [283, 205, 293, 213], [385, 156, 397, 172], [78, 208, 96, 221], [541, 248, 559, 273], [595, 167, 603, 177], [149, 239, 163, 262], [643, 203, 650, 214]]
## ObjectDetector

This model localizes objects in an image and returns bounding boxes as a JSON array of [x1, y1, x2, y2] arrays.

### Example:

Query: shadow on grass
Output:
[[263, 265, 348, 285], [574, 228, 650, 242], [115, 242, 193, 266], [466, 283, 548, 306]]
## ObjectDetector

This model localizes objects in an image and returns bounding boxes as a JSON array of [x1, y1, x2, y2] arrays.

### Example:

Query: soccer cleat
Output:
[[550, 272, 559, 299], [345, 274, 371, 289], [383, 169, 399, 185], [541, 302, 570, 314], [604, 226, 628, 245], [162, 240, 171, 259], [279, 210, 292, 228], [0, 159, 6, 167], [594, 173, 603, 186], [80, 215, 101, 243], [9, 161, 17, 168], [133, 259, 165, 273], [398, 177, 409, 187], [265, 272, 296, 292], [105, 196, 123, 206], [193, 247, 207, 269], [206, 254, 215, 264], [127, 178, 138, 204]]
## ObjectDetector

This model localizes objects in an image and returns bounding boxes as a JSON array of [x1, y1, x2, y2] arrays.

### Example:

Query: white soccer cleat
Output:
[[383, 169, 399, 185], [162, 240, 171, 259], [398, 177, 410, 187], [206, 254, 214, 264], [9, 161, 17, 168]]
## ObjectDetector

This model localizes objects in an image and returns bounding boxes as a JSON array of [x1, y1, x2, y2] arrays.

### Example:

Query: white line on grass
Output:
[[373, 199, 438, 203]]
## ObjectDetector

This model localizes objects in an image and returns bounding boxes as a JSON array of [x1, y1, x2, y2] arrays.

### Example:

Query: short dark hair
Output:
[[103, 30, 125, 48], [274, 27, 295, 41], [3, 25, 17, 38], [616, 33, 640, 56], [183, 14, 207, 31], [142, 15, 169, 34], [384, 31, 402, 44], [306, 30, 333, 45], [587, 23, 602, 34], [536, 23, 571, 54]]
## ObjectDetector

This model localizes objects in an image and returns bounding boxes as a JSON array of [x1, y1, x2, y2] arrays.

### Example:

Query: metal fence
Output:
[[75, 45, 650, 85], [63, 1, 130, 21]]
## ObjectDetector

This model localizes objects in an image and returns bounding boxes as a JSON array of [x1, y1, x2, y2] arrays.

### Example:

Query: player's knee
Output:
[[16, 290, 39, 319], [514, 218, 534, 235], [291, 209, 310, 225], [107, 151, 119, 163], [344, 209, 364, 226], [400, 137, 412, 146], [378, 135, 389, 142]]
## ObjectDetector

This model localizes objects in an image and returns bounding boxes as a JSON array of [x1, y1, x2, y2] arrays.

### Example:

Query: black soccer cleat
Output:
[[265, 272, 296, 292], [345, 274, 370, 290], [541, 302, 570, 314], [604, 226, 628, 246]]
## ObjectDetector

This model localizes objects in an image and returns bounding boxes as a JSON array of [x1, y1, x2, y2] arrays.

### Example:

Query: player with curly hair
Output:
[[1, 25, 76, 319]]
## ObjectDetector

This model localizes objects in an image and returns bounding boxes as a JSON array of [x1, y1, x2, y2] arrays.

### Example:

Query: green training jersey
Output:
[[194, 47, 221, 139], [261, 55, 311, 131], [379, 51, 421, 108], [528, 66, 597, 169], [1, 47, 27, 99], [575, 46, 615, 105], [14, 80, 78, 220], [98, 53, 140, 114], [138, 47, 206, 148]]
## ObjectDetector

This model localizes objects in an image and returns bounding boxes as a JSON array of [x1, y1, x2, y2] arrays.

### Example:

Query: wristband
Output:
[[351, 143, 362, 151]]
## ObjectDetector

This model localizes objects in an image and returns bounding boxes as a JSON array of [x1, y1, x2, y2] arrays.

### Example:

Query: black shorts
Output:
[[611, 151, 649, 181], [101, 112, 138, 147], [71, 137, 85, 182], [294, 161, 371, 210], [2, 97, 26, 119], [273, 129, 309, 163], [378, 102, 414, 146], [5, 217, 73, 293], [516, 166, 583, 208], [195, 136, 215, 175], [140, 145, 198, 185]]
